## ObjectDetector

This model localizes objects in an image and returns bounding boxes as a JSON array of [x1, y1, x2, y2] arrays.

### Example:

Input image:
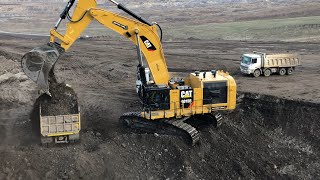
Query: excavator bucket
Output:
[[21, 43, 64, 91]]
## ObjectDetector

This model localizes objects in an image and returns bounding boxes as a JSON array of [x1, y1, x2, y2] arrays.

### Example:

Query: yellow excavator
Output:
[[22, 0, 236, 145]]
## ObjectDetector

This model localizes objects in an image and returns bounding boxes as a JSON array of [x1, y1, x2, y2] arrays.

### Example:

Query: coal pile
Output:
[[38, 82, 79, 116]]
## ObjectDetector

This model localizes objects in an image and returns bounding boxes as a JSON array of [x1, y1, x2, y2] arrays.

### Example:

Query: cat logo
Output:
[[144, 40, 152, 49], [140, 36, 157, 51], [180, 89, 193, 108], [181, 90, 193, 99]]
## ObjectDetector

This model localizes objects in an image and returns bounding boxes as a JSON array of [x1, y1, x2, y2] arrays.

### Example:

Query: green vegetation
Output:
[[1, 16, 320, 42], [81, 16, 320, 42], [167, 16, 320, 42]]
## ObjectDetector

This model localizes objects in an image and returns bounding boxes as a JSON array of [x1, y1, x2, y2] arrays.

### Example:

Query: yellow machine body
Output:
[[142, 70, 237, 120]]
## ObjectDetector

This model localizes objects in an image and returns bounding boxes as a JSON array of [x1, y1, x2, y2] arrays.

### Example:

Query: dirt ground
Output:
[[0, 33, 320, 179]]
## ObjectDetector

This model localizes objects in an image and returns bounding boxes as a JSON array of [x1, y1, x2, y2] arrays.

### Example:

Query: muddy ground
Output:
[[0, 33, 320, 179]]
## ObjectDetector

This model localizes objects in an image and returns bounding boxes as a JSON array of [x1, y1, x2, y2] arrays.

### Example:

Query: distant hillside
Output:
[[0, 0, 319, 5], [1, 0, 320, 42], [1, 0, 320, 20]]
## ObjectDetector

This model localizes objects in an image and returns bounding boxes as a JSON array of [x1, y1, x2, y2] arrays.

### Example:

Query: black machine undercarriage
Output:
[[120, 111, 224, 145]]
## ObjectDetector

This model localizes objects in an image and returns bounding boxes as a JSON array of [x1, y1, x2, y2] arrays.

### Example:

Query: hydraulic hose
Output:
[[109, 0, 152, 26]]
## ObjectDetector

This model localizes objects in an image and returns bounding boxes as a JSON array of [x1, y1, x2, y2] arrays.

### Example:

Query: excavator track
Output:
[[213, 112, 224, 127], [165, 118, 200, 145], [120, 112, 200, 145]]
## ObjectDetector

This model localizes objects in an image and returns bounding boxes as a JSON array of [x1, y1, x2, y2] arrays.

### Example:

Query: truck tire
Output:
[[41, 136, 53, 147], [286, 67, 293, 75], [264, 69, 271, 77], [279, 68, 286, 76], [253, 69, 261, 77], [69, 134, 80, 143]]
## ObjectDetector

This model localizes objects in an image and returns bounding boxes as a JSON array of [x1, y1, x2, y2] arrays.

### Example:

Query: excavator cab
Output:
[[141, 85, 170, 111]]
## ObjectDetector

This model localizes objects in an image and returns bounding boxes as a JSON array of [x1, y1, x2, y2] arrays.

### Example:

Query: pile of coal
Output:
[[38, 82, 79, 116]]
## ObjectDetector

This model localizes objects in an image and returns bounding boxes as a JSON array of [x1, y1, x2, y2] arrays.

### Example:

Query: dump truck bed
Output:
[[263, 54, 301, 68], [40, 105, 80, 144]]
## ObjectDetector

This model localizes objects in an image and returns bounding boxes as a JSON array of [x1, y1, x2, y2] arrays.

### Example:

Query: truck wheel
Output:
[[279, 68, 286, 76], [253, 69, 261, 77], [286, 68, 293, 75], [69, 134, 80, 143], [41, 137, 53, 147], [264, 69, 271, 77]]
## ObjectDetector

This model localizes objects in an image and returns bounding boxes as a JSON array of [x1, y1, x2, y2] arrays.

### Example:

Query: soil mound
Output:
[[38, 82, 78, 116]]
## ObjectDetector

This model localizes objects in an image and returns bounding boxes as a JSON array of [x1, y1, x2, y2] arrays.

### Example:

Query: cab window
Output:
[[241, 56, 251, 65], [203, 81, 227, 104], [252, 58, 257, 63]]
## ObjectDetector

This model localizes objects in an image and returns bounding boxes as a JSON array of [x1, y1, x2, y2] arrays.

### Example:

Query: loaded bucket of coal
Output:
[[21, 43, 64, 93]]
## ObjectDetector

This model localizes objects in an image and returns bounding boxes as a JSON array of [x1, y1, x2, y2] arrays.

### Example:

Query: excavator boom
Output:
[[22, 0, 170, 93]]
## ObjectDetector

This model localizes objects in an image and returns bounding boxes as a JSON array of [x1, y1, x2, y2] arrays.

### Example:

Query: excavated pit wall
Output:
[[209, 92, 320, 179], [237, 92, 320, 149]]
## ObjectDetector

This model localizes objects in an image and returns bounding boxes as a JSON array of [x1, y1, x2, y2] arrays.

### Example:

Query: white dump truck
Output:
[[240, 52, 301, 77]]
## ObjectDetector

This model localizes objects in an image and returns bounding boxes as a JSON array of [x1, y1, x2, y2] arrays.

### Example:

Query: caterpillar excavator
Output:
[[21, 0, 237, 145]]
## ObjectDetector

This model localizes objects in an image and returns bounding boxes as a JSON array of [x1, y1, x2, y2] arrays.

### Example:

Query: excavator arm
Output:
[[22, 0, 170, 93]]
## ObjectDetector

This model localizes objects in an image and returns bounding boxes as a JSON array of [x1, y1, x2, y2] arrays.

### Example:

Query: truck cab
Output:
[[240, 53, 262, 75]]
